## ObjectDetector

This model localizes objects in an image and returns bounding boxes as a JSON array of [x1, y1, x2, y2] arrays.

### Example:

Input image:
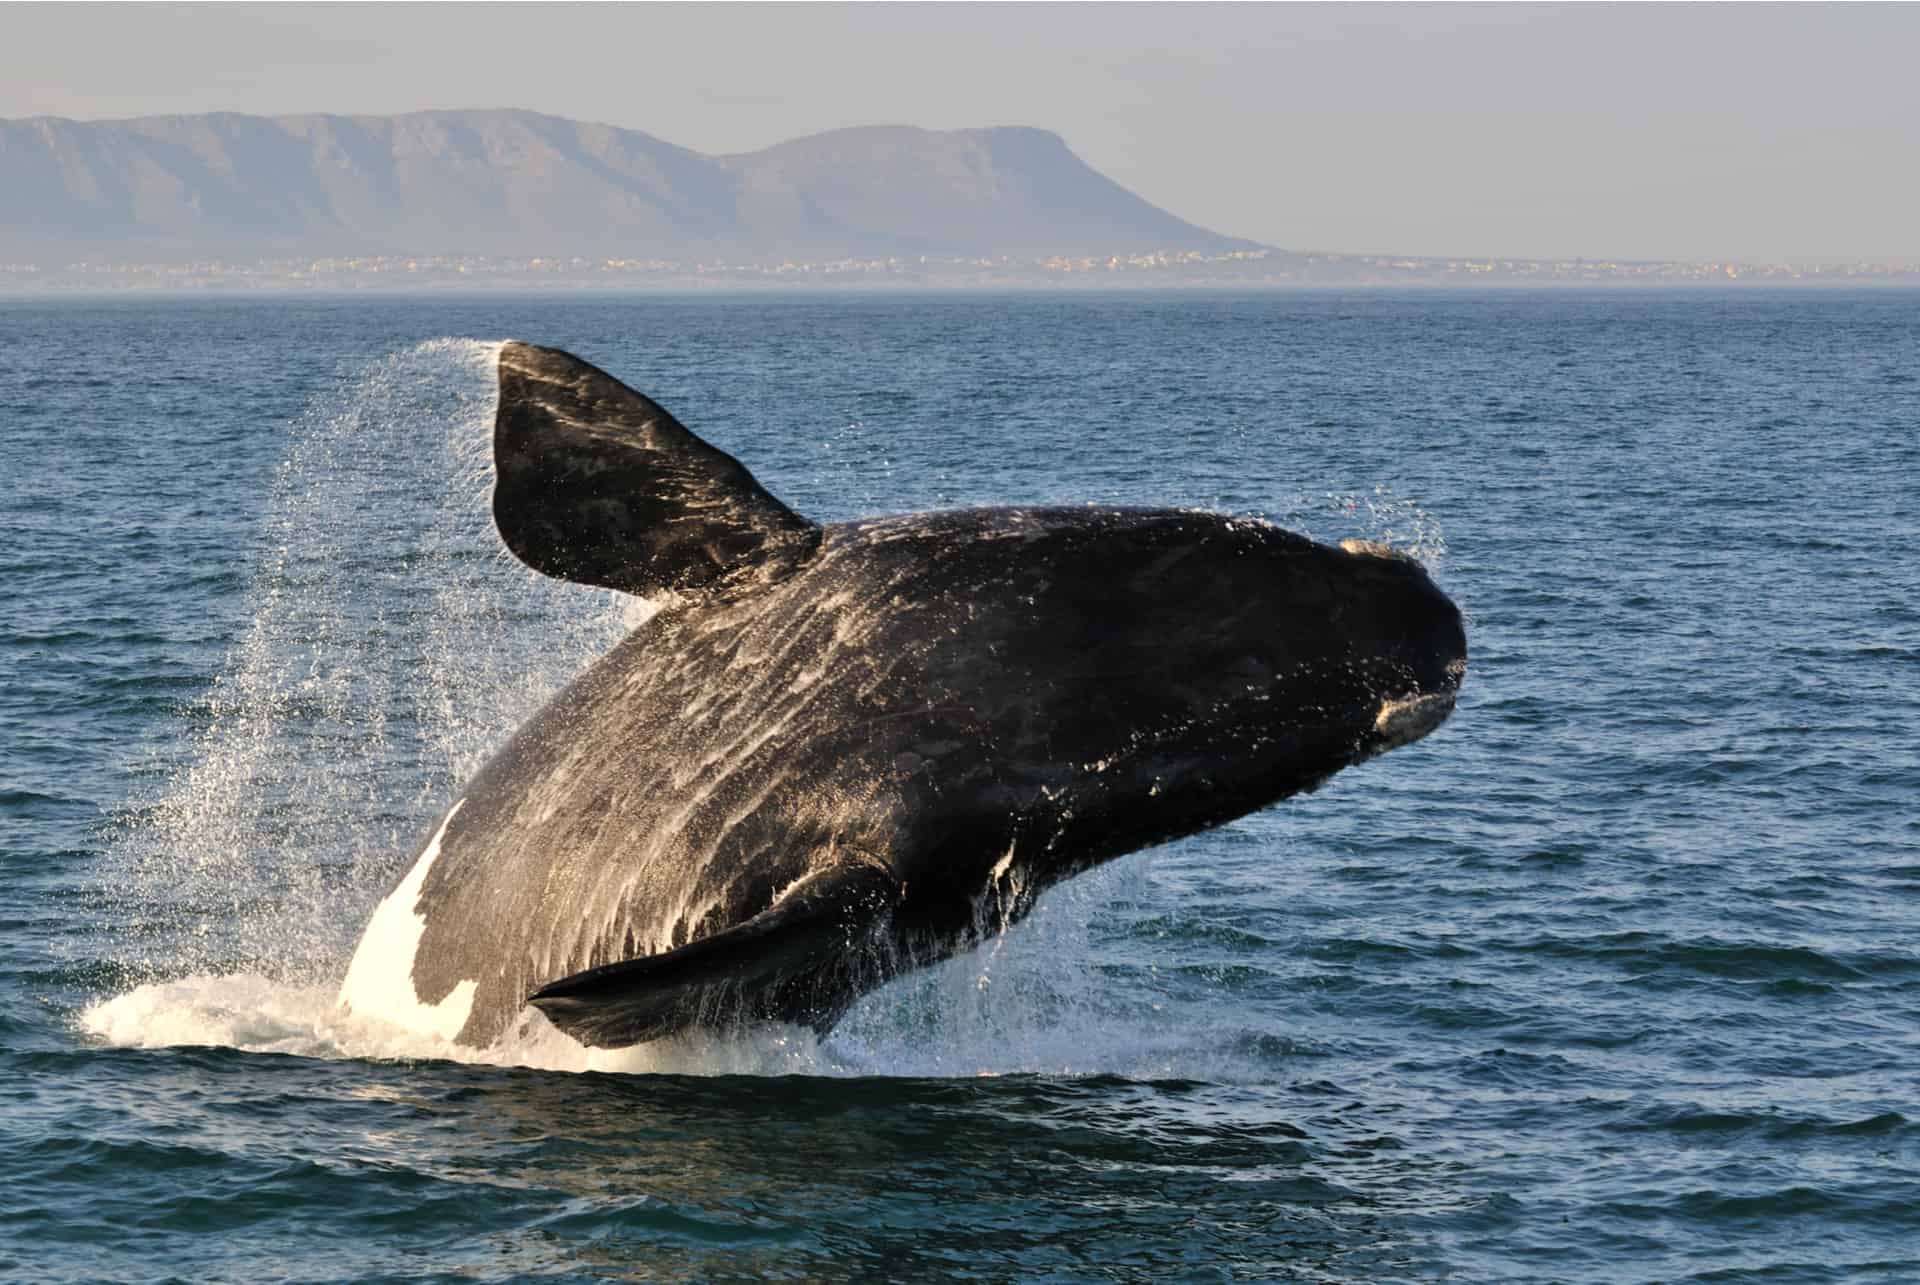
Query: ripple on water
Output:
[[3, 293, 1919, 1281]]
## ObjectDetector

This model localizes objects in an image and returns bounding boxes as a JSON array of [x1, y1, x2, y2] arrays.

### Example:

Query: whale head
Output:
[[778, 504, 1471, 909], [1042, 512, 1467, 816], [1332, 537, 1468, 758]]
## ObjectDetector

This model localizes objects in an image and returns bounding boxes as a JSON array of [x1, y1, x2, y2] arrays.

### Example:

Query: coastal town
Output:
[[4, 246, 1915, 292]]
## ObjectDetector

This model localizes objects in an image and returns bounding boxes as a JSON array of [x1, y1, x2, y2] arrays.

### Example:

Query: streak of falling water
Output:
[[98, 340, 641, 985]]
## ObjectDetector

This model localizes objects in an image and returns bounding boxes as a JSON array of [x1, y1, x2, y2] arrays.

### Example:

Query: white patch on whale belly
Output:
[[337, 800, 477, 1042]]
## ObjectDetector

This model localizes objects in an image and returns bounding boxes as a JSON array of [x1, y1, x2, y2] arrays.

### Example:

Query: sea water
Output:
[[2, 291, 1916, 1281]]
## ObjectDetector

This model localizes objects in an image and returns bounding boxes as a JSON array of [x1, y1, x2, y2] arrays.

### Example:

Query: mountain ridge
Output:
[[0, 108, 1261, 261]]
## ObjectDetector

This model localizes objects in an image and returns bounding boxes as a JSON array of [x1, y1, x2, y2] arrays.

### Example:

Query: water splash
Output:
[[78, 852, 1242, 1081], [78, 974, 830, 1075], [1288, 484, 1449, 569], [832, 856, 1161, 1078], [99, 339, 634, 986]]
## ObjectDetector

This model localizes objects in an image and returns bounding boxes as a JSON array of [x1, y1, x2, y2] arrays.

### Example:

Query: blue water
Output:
[[3, 291, 1917, 1281]]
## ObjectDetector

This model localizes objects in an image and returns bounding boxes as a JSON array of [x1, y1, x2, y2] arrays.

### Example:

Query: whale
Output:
[[338, 342, 1467, 1050]]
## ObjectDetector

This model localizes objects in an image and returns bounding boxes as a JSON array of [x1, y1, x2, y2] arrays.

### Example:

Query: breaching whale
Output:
[[338, 343, 1467, 1050]]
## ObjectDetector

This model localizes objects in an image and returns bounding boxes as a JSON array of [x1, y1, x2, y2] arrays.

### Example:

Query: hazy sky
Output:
[[5, 3, 1916, 263]]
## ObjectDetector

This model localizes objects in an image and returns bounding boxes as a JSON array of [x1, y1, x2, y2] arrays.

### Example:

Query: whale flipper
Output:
[[526, 860, 904, 1047], [493, 342, 822, 598]]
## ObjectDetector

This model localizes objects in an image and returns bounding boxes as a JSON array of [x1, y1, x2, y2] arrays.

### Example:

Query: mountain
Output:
[[0, 109, 1259, 262]]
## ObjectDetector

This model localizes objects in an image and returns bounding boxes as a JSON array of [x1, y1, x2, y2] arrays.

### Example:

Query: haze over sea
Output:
[[2, 290, 1916, 1282]]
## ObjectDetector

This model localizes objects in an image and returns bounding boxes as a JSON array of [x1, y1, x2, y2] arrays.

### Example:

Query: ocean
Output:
[[2, 290, 1915, 1282]]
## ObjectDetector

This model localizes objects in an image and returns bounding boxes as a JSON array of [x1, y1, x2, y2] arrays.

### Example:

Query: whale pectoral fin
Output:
[[493, 342, 822, 598], [526, 861, 903, 1048]]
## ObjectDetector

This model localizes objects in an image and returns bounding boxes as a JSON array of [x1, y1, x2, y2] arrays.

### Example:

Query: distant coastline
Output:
[[6, 109, 1911, 293], [2, 248, 1915, 294], [0, 110, 1252, 267]]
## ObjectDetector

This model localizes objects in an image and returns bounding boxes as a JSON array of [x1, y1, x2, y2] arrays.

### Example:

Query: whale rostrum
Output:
[[337, 342, 1468, 1050]]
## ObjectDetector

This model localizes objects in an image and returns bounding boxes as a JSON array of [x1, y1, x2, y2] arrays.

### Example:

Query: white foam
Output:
[[337, 801, 475, 1041], [79, 971, 835, 1074], [77, 863, 1285, 1083]]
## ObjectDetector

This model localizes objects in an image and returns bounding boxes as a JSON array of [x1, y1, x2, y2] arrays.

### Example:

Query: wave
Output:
[[76, 856, 1309, 1083]]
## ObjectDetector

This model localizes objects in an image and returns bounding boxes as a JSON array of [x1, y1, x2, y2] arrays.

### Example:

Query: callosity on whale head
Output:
[[337, 341, 1466, 1051]]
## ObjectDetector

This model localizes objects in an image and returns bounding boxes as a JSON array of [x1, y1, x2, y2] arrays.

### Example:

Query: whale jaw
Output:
[[1369, 687, 1459, 753]]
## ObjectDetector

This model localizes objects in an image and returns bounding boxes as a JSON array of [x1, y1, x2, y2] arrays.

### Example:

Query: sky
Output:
[[4, 2, 1916, 264]]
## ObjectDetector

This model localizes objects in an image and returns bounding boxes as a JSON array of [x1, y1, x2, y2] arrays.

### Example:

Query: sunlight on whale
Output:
[[331, 342, 1467, 1060]]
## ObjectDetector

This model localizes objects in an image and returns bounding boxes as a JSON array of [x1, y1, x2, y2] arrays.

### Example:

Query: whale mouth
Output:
[[1368, 689, 1458, 752], [1367, 654, 1466, 754]]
